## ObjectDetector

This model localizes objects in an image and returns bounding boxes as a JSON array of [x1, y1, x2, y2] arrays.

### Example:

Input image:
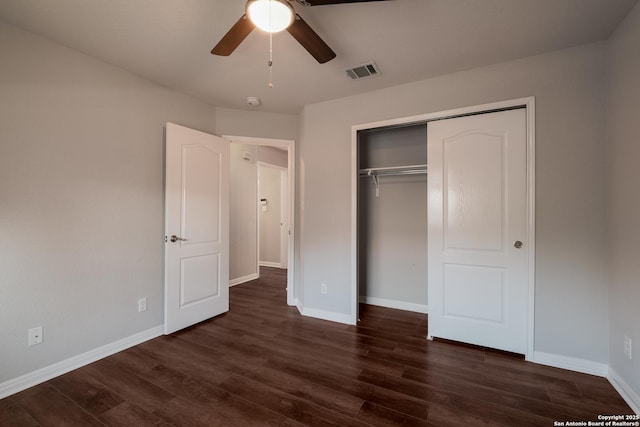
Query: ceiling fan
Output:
[[211, 0, 389, 64]]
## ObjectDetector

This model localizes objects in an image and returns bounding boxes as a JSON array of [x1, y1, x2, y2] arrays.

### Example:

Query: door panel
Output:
[[165, 123, 229, 335], [443, 264, 506, 324], [180, 253, 220, 306], [182, 145, 221, 244], [428, 109, 528, 354], [444, 131, 504, 252]]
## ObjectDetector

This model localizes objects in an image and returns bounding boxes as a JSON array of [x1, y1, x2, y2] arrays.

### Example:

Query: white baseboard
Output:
[[532, 351, 609, 377], [259, 261, 283, 268], [229, 273, 259, 287], [0, 325, 163, 399], [359, 296, 428, 314], [301, 307, 354, 325], [608, 368, 640, 415]]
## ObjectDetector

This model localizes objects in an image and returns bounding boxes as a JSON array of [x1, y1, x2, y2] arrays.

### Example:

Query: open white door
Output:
[[427, 109, 528, 354], [165, 123, 229, 335]]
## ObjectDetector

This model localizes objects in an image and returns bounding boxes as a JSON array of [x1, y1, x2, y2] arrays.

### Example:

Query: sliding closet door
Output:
[[427, 109, 528, 355]]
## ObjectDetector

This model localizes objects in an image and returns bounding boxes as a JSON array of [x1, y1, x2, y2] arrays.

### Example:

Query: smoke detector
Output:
[[346, 61, 381, 80], [246, 96, 261, 106]]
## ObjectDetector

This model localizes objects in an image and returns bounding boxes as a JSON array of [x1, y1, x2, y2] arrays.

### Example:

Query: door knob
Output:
[[513, 240, 523, 249], [170, 235, 188, 243]]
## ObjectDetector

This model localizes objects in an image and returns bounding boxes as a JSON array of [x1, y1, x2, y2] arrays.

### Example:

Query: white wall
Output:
[[257, 146, 288, 168], [215, 107, 299, 141], [259, 164, 283, 265], [358, 125, 428, 310], [607, 0, 640, 404], [229, 144, 258, 282], [299, 42, 610, 364], [0, 22, 217, 383]]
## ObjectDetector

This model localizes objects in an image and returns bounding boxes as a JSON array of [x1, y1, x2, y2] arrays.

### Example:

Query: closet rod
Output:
[[359, 164, 428, 197], [359, 164, 428, 177]]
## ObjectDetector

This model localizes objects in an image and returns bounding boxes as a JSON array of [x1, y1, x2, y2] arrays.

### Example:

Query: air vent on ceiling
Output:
[[346, 61, 381, 80]]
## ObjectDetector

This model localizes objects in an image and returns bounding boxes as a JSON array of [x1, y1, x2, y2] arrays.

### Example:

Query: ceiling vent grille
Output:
[[346, 61, 381, 80]]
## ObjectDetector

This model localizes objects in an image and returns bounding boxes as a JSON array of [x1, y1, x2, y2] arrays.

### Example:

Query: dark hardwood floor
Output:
[[1, 267, 632, 426]]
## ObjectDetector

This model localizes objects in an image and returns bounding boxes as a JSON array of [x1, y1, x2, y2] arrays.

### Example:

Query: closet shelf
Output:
[[359, 164, 428, 197]]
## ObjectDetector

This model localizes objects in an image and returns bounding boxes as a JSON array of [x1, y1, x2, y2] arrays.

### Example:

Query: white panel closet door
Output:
[[427, 109, 528, 354], [165, 123, 230, 335]]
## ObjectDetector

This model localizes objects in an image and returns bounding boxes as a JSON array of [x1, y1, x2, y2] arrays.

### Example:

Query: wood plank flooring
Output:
[[1, 267, 632, 426]]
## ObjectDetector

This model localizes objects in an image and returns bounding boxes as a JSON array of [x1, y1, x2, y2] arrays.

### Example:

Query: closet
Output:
[[354, 102, 532, 356], [357, 123, 428, 314]]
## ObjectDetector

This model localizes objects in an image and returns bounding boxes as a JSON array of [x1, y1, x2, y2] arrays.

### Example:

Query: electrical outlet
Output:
[[320, 283, 328, 295], [28, 326, 43, 346], [138, 298, 148, 312], [624, 335, 632, 360]]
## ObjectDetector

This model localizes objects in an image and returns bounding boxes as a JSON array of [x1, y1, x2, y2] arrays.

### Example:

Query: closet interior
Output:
[[358, 123, 428, 314]]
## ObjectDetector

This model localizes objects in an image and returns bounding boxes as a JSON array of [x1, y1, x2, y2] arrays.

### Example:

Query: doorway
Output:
[[258, 162, 288, 269], [225, 135, 296, 307]]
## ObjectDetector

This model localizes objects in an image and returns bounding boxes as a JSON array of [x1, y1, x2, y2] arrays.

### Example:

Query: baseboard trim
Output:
[[532, 351, 608, 377], [288, 297, 299, 308], [258, 261, 282, 268], [229, 273, 259, 287], [608, 368, 640, 415], [0, 325, 163, 399], [359, 296, 428, 314], [301, 307, 354, 325]]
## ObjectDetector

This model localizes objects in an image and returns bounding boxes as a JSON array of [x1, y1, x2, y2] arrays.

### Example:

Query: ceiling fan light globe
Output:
[[247, 0, 294, 33]]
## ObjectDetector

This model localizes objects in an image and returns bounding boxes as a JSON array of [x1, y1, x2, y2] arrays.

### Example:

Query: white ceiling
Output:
[[0, 0, 636, 114]]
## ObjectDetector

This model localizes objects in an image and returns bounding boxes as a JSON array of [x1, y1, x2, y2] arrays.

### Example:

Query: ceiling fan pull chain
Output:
[[268, 30, 274, 88]]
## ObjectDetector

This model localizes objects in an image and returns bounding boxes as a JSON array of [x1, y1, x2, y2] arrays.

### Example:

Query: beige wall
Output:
[[0, 21, 217, 383], [607, 1, 640, 402], [229, 144, 258, 281], [299, 42, 610, 363]]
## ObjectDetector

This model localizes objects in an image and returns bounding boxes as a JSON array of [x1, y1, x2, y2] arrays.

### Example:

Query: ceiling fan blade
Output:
[[211, 14, 255, 56], [301, 0, 389, 5], [286, 14, 336, 64]]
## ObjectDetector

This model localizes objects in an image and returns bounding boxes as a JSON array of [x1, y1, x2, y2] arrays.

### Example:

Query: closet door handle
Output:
[[513, 240, 523, 249]]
